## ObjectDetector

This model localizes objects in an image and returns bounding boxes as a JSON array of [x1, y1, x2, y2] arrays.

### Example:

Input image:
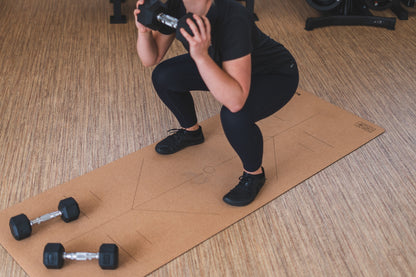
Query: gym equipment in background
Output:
[[110, 0, 127, 23], [305, 0, 396, 30], [305, 0, 415, 29], [401, 0, 415, 7], [392, 0, 415, 19]]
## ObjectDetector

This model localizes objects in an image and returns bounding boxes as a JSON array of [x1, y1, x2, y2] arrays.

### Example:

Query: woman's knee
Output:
[[152, 54, 196, 90], [152, 61, 172, 90], [220, 106, 252, 131]]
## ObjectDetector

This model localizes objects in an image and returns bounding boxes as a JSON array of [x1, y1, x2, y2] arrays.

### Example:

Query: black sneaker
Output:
[[223, 168, 265, 206], [155, 126, 204, 155]]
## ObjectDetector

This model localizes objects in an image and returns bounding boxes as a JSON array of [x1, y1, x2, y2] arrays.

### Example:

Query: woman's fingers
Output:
[[193, 15, 206, 40], [201, 16, 211, 40], [136, 0, 144, 9], [185, 15, 211, 43], [180, 27, 193, 41], [186, 18, 201, 41]]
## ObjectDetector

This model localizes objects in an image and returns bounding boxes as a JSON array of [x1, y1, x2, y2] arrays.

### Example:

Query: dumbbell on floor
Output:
[[9, 197, 80, 240], [43, 243, 119, 270]]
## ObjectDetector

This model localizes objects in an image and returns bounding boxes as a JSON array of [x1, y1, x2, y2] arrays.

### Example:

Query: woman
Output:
[[134, 0, 299, 206]]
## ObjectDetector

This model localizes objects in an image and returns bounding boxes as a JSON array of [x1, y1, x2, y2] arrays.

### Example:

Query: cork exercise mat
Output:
[[0, 89, 384, 276]]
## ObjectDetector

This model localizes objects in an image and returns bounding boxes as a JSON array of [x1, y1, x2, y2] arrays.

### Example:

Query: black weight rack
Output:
[[305, 0, 397, 30], [392, 0, 414, 19]]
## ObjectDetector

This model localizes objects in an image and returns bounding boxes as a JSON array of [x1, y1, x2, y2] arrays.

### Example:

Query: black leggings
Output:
[[152, 54, 299, 172]]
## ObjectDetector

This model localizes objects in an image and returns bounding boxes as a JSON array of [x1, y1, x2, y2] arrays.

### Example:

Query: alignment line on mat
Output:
[[132, 158, 145, 209]]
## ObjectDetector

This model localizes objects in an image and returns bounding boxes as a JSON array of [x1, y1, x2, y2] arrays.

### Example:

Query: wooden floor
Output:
[[0, 0, 415, 276]]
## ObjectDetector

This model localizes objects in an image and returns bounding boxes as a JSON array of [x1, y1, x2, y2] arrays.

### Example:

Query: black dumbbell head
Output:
[[58, 197, 80, 222], [43, 243, 65, 269], [137, 0, 164, 29], [176, 13, 197, 50], [99, 244, 119, 270], [137, 0, 175, 35], [9, 214, 32, 240]]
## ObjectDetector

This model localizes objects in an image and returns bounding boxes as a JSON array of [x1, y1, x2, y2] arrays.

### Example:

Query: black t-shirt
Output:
[[163, 0, 295, 75]]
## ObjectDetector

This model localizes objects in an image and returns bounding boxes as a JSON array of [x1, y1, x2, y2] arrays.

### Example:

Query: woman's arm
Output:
[[134, 1, 176, 67], [180, 15, 251, 113], [193, 53, 251, 113], [136, 30, 176, 67]]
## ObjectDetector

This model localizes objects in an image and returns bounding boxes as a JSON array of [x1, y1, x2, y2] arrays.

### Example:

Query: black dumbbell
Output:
[[137, 0, 170, 32], [9, 197, 80, 240], [136, 0, 197, 45], [43, 243, 119, 270]]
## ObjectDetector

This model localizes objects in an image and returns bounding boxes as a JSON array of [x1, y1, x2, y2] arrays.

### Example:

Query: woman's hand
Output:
[[180, 15, 211, 62], [134, 0, 152, 33]]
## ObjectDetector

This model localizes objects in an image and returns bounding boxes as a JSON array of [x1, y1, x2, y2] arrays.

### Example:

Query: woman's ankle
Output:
[[185, 124, 200, 132], [244, 167, 263, 175]]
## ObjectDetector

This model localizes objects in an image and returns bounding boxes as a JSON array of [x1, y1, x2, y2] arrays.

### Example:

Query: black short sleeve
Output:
[[219, 15, 253, 61]]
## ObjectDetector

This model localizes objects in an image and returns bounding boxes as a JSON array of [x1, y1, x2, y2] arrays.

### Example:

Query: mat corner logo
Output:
[[354, 121, 376, 133]]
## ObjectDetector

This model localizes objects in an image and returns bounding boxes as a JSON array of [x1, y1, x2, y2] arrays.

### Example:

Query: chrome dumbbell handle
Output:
[[156, 13, 178, 29], [30, 211, 62, 226], [63, 252, 99, 261]]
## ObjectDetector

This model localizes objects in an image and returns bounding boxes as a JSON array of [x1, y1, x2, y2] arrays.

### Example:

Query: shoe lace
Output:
[[167, 128, 185, 134], [167, 128, 187, 144], [232, 174, 253, 192]]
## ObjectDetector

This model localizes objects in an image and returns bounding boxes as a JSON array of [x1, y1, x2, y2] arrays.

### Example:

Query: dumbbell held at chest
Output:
[[136, 0, 197, 44], [9, 197, 80, 240]]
